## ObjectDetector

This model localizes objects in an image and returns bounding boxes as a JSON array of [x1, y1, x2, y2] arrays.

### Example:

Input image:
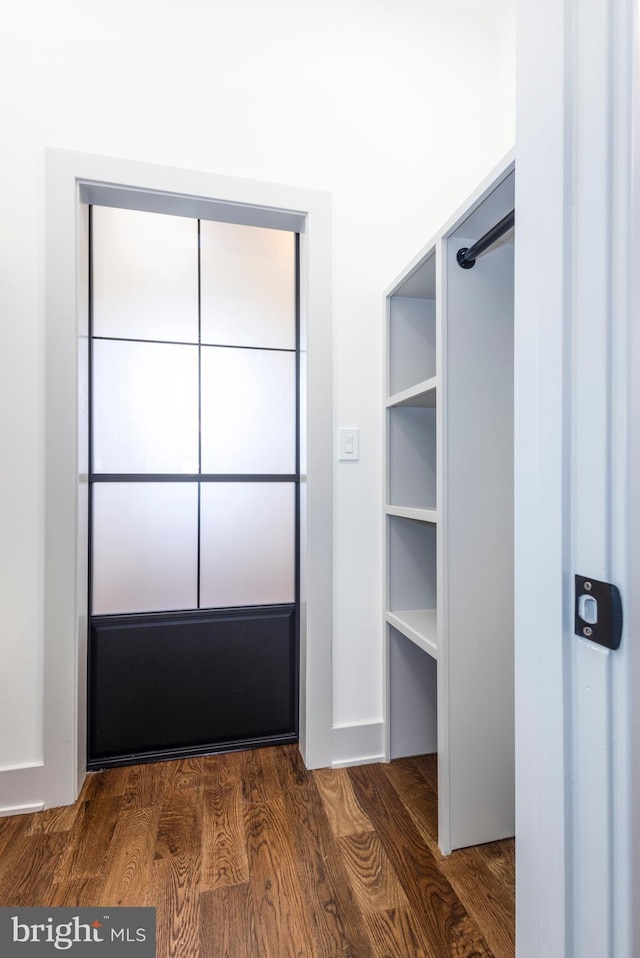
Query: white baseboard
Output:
[[0, 724, 387, 812], [1, 802, 45, 817], [330, 720, 385, 768], [0, 763, 45, 817], [331, 753, 385, 769]]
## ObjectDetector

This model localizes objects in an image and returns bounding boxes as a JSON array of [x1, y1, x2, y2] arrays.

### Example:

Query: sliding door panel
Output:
[[88, 205, 298, 768], [92, 482, 198, 615], [200, 220, 295, 350], [89, 608, 296, 760], [200, 482, 295, 608], [92, 339, 199, 474], [200, 346, 296, 474], [92, 206, 199, 343]]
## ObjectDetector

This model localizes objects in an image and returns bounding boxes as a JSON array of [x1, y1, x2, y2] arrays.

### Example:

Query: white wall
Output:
[[0, 0, 514, 771]]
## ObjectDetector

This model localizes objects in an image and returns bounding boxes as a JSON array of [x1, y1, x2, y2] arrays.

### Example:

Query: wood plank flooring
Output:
[[0, 746, 515, 957]]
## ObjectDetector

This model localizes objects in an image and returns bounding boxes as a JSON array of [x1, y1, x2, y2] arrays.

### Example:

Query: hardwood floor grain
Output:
[[336, 831, 409, 914], [84, 763, 130, 801], [154, 768, 204, 957], [99, 806, 161, 906], [0, 746, 515, 958], [54, 779, 120, 882], [439, 847, 515, 958], [120, 761, 171, 812], [201, 749, 242, 790], [201, 784, 249, 890], [245, 797, 316, 958], [156, 785, 202, 858], [272, 745, 375, 957], [0, 812, 31, 860], [380, 756, 440, 854], [475, 839, 516, 894], [348, 763, 494, 958], [240, 746, 282, 805], [26, 800, 82, 836], [364, 906, 433, 958], [169, 756, 205, 792], [413, 751, 439, 792], [155, 854, 202, 958], [46, 877, 104, 907], [200, 883, 257, 958], [313, 766, 373, 837], [0, 833, 67, 907], [382, 756, 515, 958]]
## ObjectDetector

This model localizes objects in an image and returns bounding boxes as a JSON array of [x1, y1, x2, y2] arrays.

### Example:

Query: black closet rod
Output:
[[456, 209, 515, 269]]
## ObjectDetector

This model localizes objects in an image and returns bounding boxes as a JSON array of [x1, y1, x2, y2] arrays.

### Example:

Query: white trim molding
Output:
[[36, 148, 334, 811], [516, 0, 638, 955], [0, 764, 45, 817], [330, 721, 385, 768], [514, 0, 571, 949]]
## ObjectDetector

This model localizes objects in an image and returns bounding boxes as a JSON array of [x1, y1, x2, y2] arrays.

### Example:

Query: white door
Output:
[[515, 0, 639, 955]]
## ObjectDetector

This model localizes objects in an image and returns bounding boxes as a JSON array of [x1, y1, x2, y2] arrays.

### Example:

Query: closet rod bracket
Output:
[[456, 209, 515, 269], [456, 247, 475, 269]]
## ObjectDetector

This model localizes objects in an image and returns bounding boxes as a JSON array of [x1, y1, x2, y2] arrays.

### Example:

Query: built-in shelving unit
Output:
[[387, 513, 437, 656], [385, 376, 437, 409], [383, 153, 515, 854], [384, 505, 437, 523], [385, 609, 438, 658], [384, 246, 438, 660]]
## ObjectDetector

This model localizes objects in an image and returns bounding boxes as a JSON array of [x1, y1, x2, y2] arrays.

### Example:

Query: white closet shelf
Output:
[[386, 377, 438, 408], [385, 505, 437, 523], [385, 609, 438, 659], [384, 153, 515, 853]]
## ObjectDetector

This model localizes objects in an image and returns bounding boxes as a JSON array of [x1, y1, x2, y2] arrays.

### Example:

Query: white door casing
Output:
[[43, 149, 334, 809], [515, 0, 638, 955]]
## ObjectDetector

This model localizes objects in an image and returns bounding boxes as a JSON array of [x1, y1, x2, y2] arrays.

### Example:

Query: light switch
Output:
[[339, 427, 359, 461]]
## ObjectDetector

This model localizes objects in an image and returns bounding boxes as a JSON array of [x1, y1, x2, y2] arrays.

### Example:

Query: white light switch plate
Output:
[[339, 427, 359, 461]]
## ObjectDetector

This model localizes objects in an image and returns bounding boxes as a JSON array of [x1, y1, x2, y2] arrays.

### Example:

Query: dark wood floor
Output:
[[0, 746, 514, 957]]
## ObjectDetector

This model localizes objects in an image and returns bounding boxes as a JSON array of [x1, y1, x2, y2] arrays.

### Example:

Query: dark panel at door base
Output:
[[88, 606, 297, 768]]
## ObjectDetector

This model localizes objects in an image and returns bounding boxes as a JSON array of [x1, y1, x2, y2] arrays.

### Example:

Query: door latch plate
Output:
[[575, 575, 622, 650]]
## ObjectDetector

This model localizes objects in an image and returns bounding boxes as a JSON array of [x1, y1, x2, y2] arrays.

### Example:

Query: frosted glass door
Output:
[[201, 347, 296, 474], [92, 206, 199, 343], [200, 221, 295, 350], [92, 340, 199, 474], [91, 208, 297, 613], [200, 483, 295, 607], [88, 205, 298, 765], [92, 483, 198, 614]]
